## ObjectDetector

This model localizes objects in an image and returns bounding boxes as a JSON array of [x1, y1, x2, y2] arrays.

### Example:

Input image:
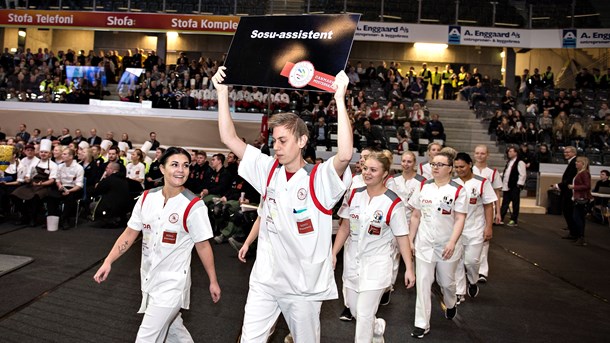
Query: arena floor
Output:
[[0, 212, 608, 342]]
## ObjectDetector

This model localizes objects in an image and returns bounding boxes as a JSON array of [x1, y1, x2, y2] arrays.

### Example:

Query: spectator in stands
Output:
[[48, 147, 84, 228], [409, 102, 425, 128], [601, 67, 610, 89], [553, 111, 570, 145], [43, 128, 56, 141], [52, 145, 64, 164], [525, 122, 539, 145], [409, 77, 424, 100], [147, 131, 160, 150], [569, 122, 586, 147], [555, 90, 571, 116], [500, 146, 526, 226], [389, 82, 403, 104], [497, 116, 513, 143], [92, 162, 131, 228], [200, 153, 233, 207], [488, 110, 502, 135], [598, 102, 610, 120], [126, 149, 146, 189], [569, 90, 584, 114], [311, 116, 332, 152], [58, 128, 72, 146], [78, 146, 101, 196], [469, 82, 486, 110], [394, 102, 408, 126], [88, 128, 102, 146], [539, 90, 555, 114], [535, 144, 553, 165], [145, 147, 165, 189], [575, 68, 594, 89], [361, 120, 387, 150], [543, 66, 554, 89], [368, 101, 382, 125], [501, 89, 516, 112], [28, 128, 41, 144], [72, 129, 85, 144], [105, 131, 118, 147], [424, 113, 446, 143], [518, 143, 536, 170], [212, 175, 259, 244], [347, 66, 360, 89], [382, 101, 395, 125]]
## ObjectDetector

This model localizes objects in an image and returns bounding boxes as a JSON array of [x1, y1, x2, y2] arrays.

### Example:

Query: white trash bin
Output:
[[47, 216, 60, 232]]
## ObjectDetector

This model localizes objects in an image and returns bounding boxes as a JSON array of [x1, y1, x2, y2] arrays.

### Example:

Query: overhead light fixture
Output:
[[18, 30, 26, 37], [532, 16, 550, 20], [380, 15, 402, 20], [420, 18, 440, 23], [458, 19, 477, 24], [500, 51, 505, 58], [495, 22, 520, 27], [166, 31, 179, 39], [414, 43, 448, 51]]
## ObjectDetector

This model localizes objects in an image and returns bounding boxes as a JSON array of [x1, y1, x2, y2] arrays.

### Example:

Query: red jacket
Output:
[[573, 171, 592, 201]]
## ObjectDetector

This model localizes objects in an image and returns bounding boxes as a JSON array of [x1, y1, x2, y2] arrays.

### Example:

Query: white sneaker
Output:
[[372, 318, 386, 343], [284, 333, 293, 343]]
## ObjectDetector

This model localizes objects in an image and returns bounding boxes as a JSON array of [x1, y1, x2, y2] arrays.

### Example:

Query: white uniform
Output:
[[338, 186, 407, 342], [18, 156, 40, 182], [453, 176, 497, 295], [127, 162, 146, 188], [418, 162, 432, 180], [408, 179, 468, 330], [238, 144, 351, 343], [27, 159, 58, 180], [56, 162, 84, 189], [127, 187, 213, 343], [472, 165, 502, 278]]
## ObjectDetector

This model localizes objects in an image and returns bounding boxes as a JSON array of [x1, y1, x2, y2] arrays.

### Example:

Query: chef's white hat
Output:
[[78, 141, 90, 149], [118, 141, 129, 152], [40, 139, 52, 152], [100, 140, 112, 151], [140, 141, 153, 154]]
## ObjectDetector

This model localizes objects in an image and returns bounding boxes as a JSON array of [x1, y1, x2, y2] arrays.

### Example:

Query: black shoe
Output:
[[477, 274, 487, 284], [411, 327, 430, 339], [562, 235, 578, 240], [339, 306, 353, 321], [467, 283, 479, 298], [380, 290, 391, 306], [574, 238, 587, 246], [445, 306, 457, 319]]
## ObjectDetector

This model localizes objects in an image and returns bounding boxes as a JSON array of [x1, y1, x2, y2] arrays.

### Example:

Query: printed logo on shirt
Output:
[[373, 210, 383, 223], [469, 187, 479, 204], [162, 231, 177, 244], [297, 188, 307, 200], [143, 223, 152, 231], [368, 225, 381, 235], [350, 213, 359, 220], [438, 196, 453, 215], [169, 213, 179, 224]]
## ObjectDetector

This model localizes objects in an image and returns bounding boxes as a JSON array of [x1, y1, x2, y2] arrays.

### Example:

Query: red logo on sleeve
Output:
[[162, 231, 177, 244]]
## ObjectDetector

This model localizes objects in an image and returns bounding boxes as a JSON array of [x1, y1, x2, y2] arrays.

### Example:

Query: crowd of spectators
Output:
[[0, 123, 262, 242]]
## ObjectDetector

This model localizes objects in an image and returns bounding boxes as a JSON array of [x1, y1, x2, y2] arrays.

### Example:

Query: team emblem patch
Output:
[[373, 210, 383, 222], [169, 213, 179, 223], [297, 188, 307, 200]]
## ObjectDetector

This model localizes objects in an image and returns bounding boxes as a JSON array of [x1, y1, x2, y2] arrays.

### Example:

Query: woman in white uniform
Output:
[[408, 151, 468, 339], [453, 153, 497, 304], [93, 147, 221, 343], [333, 151, 416, 343]]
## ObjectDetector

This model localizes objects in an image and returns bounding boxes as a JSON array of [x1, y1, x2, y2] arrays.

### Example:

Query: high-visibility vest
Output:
[[458, 72, 467, 86], [442, 71, 452, 84], [431, 72, 442, 85], [594, 74, 602, 85], [420, 69, 431, 82]]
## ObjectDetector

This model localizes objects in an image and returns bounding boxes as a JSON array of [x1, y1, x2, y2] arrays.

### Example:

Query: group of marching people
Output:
[[93, 66, 501, 343]]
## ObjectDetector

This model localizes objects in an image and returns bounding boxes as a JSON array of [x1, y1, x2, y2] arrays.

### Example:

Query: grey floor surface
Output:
[[0, 212, 609, 342]]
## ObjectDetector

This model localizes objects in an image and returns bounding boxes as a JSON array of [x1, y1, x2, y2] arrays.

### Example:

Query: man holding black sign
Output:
[[215, 65, 353, 343]]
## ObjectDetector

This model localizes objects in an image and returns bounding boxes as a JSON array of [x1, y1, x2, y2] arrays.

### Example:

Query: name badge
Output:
[[162, 231, 177, 244], [469, 197, 477, 205], [368, 225, 381, 235], [297, 219, 314, 234]]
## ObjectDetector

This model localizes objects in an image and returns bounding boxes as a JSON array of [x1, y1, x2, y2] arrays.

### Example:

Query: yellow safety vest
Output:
[[431, 72, 442, 85], [442, 71, 452, 84], [458, 72, 467, 86], [420, 69, 431, 82]]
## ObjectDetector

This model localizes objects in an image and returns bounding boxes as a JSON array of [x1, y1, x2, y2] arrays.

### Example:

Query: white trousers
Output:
[[414, 257, 459, 330], [479, 241, 490, 277], [240, 284, 322, 343], [136, 304, 193, 343], [456, 242, 484, 295], [345, 287, 385, 343]]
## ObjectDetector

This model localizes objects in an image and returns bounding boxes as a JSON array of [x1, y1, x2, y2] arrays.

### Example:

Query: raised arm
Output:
[[332, 71, 354, 176], [213, 67, 247, 160]]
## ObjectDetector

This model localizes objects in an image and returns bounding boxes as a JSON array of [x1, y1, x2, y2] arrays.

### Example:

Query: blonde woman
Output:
[[126, 149, 146, 188], [333, 151, 415, 342], [569, 156, 592, 246]]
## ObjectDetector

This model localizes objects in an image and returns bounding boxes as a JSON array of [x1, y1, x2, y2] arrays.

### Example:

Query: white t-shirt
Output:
[[127, 162, 146, 187], [338, 187, 407, 292], [454, 176, 497, 244], [408, 179, 468, 263], [238, 144, 351, 300], [473, 165, 502, 190], [418, 162, 432, 180], [128, 187, 213, 312]]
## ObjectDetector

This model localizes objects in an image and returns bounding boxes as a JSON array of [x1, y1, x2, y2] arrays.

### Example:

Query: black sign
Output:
[[223, 14, 360, 92]]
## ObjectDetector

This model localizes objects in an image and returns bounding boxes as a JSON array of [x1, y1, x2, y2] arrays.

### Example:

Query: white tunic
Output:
[[18, 156, 40, 182], [127, 162, 146, 186], [453, 176, 498, 245], [418, 162, 432, 180], [238, 144, 351, 300], [393, 173, 427, 223], [127, 188, 213, 312], [56, 162, 85, 188], [473, 165, 502, 190], [408, 179, 468, 263], [27, 159, 58, 180], [338, 187, 408, 292]]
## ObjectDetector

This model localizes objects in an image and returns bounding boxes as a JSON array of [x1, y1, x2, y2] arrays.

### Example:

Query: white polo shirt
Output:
[[454, 176, 497, 244], [127, 187, 213, 312], [408, 179, 468, 263], [393, 173, 427, 223], [239, 144, 351, 300], [338, 187, 408, 292]]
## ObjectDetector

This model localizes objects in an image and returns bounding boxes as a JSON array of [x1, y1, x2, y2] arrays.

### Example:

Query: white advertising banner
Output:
[[530, 30, 564, 49], [575, 29, 610, 48], [354, 21, 446, 44], [448, 25, 529, 47]]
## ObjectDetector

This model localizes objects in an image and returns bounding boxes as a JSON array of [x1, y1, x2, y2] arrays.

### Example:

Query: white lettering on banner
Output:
[[250, 30, 334, 39], [576, 29, 610, 47], [7, 13, 33, 23], [172, 18, 198, 29], [7, 13, 73, 24], [355, 22, 410, 42], [459, 27, 525, 46], [107, 16, 135, 26], [200, 19, 238, 31]]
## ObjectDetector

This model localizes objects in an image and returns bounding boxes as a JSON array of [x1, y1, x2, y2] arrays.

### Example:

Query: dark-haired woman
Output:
[[453, 153, 497, 304], [94, 147, 221, 342]]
